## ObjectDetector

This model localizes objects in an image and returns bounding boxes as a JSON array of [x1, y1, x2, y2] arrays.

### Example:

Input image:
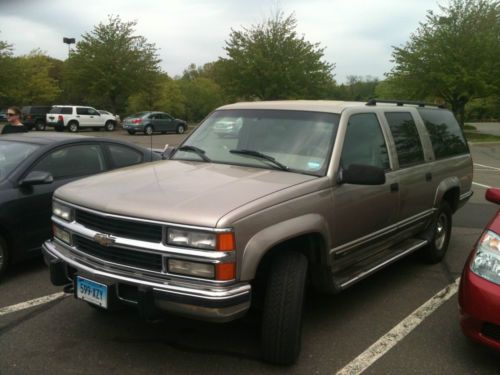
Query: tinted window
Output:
[[77, 107, 90, 115], [385, 112, 424, 168], [417, 108, 468, 159], [49, 107, 72, 115], [107, 144, 143, 168], [0, 141, 41, 181], [341, 113, 390, 170], [32, 144, 105, 179]]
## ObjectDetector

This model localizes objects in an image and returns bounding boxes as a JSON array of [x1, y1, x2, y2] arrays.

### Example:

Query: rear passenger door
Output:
[[383, 111, 435, 228]]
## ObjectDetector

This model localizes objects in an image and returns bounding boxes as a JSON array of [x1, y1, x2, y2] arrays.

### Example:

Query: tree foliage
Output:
[[388, 0, 500, 123], [220, 11, 335, 100], [65, 15, 161, 113]]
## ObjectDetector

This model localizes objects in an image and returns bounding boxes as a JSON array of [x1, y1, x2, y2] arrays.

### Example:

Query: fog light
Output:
[[168, 259, 215, 279], [53, 225, 71, 244]]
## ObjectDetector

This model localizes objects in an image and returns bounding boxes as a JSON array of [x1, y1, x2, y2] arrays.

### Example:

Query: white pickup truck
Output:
[[46, 105, 116, 132]]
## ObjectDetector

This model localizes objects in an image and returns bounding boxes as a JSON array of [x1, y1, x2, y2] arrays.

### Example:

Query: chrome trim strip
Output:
[[331, 209, 435, 256], [339, 240, 428, 289], [53, 197, 233, 233], [44, 240, 250, 301], [460, 190, 473, 201], [53, 216, 235, 262]]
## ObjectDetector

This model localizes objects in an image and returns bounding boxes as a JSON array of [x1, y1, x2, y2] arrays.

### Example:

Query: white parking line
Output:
[[474, 163, 500, 171], [472, 182, 491, 189], [0, 292, 68, 317], [336, 278, 460, 375]]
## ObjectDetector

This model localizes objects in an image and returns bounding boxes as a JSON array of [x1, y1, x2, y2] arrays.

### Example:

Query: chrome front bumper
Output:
[[43, 240, 251, 322]]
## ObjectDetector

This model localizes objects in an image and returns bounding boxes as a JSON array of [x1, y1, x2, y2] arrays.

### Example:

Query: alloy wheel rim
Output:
[[435, 213, 448, 250]]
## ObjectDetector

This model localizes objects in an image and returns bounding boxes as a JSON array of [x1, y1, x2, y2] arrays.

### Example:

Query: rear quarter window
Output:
[[49, 107, 72, 115], [417, 108, 468, 159], [384, 112, 425, 168]]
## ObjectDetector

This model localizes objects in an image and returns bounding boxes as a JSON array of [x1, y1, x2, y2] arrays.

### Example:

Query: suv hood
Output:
[[55, 160, 316, 227]]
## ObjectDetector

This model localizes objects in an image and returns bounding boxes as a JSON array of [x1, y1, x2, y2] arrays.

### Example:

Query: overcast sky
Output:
[[0, 0, 441, 83]]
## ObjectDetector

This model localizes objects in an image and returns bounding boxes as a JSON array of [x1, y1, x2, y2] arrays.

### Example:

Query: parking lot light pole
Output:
[[63, 37, 75, 58]]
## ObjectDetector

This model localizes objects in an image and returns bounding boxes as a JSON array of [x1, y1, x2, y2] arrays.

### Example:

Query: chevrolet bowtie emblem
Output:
[[94, 233, 116, 247]]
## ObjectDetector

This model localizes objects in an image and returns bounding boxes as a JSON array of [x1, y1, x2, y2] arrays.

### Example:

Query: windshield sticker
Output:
[[307, 161, 321, 170]]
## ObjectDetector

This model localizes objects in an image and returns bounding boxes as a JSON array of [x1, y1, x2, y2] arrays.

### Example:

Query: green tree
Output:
[[0, 33, 15, 106], [179, 77, 225, 122], [12, 50, 61, 105], [65, 15, 161, 113], [388, 0, 500, 124], [220, 11, 335, 100]]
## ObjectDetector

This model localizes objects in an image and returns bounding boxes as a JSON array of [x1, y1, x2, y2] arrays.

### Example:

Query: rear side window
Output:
[[341, 113, 390, 171], [384, 112, 425, 168], [49, 107, 72, 115], [417, 108, 468, 159], [107, 144, 143, 168]]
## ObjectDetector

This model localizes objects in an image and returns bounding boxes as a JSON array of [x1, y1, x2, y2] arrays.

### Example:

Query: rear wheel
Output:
[[105, 121, 115, 131], [68, 121, 79, 133], [35, 120, 46, 131], [0, 235, 8, 279], [420, 201, 452, 264], [176, 124, 186, 134], [261, 251, 308, 365], [144, 125, 153, 135]]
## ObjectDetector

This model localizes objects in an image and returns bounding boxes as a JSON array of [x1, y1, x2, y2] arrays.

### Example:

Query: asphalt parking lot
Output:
[[1, 129, 500, 374]]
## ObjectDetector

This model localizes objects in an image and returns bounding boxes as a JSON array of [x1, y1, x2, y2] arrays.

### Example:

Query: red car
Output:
[[459, 187, 500, 351]]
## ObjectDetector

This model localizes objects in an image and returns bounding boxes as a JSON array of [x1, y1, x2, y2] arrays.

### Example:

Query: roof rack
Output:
[[365, 99, 446, 109]]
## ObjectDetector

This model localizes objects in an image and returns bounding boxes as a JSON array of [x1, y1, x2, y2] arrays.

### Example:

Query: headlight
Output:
[[167, 228, 235, 251], [53, 224, 71, 244], [167, 259, 215, 279], [52, 201, 73, 221], [470, 230, 500, 285]]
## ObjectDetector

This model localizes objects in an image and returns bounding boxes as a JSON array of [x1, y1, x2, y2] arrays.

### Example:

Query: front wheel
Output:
[[261, 251, 308, 365], [144, 125, 153, 135], [420, 201, 452, 264], [176, 124, 186, 134], [105, 121, 115, 131]]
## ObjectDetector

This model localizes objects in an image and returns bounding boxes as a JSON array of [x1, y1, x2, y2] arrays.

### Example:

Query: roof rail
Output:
[[365, 99, 446, 108]]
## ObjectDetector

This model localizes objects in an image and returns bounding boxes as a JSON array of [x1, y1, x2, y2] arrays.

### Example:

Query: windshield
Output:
[[172, 109, 340, 176], [0, 140, 41, 181]]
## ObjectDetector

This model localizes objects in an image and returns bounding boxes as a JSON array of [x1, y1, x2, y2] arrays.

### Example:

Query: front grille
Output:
[[75, 209, 163, 243], [73, 235, 163, 272], [482, 322, 500, 342]]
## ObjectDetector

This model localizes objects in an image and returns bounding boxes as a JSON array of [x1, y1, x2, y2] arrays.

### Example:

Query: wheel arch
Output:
[[433, 177, 461, 213]]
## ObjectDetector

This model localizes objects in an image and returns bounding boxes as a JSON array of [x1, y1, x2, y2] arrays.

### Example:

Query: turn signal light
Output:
[[216, 263, 236, 280], [217, 232, 235, 251]]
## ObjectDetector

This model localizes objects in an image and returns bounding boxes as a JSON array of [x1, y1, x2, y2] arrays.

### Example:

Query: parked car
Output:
[[123, 111, 187, 135], [0, 132, 160, 278], [0, 112, 7, 122], [21, 105, 52, 131], [459, 187, 500, 352], [46, 106, 116, 132], [43, 100, 472, 365]]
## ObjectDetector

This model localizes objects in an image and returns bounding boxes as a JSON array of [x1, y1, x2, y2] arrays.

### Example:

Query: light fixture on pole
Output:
[[63, 37, 75, 58]]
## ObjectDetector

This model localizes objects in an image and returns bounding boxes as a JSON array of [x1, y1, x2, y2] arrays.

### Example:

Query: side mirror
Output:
[[19, 171, 54, 186], [485, 188, 500, 205], [338, 164, 386, 185], [161, 144, 177, 160]]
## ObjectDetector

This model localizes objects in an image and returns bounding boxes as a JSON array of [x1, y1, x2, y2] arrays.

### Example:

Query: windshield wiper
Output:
[[177, 145, 211, 162], [229, 149, 289, 171]]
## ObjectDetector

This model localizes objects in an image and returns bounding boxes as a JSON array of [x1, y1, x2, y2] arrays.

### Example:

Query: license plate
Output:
[[76, 276, 108, 308]]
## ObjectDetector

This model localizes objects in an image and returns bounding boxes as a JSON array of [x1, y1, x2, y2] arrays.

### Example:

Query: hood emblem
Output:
[[94, 233, 116, 247]]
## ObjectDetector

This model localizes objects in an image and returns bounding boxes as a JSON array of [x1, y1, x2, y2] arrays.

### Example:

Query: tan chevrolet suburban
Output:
[[43, 100, 473, 365]]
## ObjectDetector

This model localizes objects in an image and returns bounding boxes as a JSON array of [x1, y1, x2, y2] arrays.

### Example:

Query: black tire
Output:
[[105, 121, 115, 132], [420, 201, 452, 264], [261, 251, 308, 365], [68, 121, 79, 133], [144, 125, 153, 135], [176, 124, 186, 134], [0, 235, 8, 279], [35, 120, 46, 131], [127, 130, 135, 135]]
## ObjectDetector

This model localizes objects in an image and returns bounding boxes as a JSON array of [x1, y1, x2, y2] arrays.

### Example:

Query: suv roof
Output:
[[218, 100, 445, 114]]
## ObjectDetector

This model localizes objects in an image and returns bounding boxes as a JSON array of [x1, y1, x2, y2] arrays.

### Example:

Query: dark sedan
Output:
[[123, 111, 187, 135], [0, 133, 161, 277]]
